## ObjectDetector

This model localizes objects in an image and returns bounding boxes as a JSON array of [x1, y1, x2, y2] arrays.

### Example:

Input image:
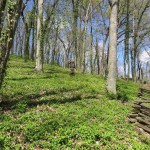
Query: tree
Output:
[[35, 0, 44, 72], [22, 10, 33, 62], [124, 0, 130, 80], [131, 0, 150, 82], [72, 0, 80, 69], [2, 0, 149, 83], [106, 0, 119, 95], [0, 0, 6, 37], [0, 0, 25, 89]]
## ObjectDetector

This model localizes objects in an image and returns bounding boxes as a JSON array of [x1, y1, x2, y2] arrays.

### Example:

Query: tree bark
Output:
[[0, 0, 6, 37], [82, 1, 91, 73], [31, 20, 35, 61], [96, 38, 100, 74], [124, 0, 130, 80], [52, 25, 59, 64], [90, 18, 93, 74], [35, 0, 44, 72], [0, 0, 24, 89], [24, 24, 31, 61], [72, 0, 79, 69], [101, 29, 109, 77], [106, 0, 118, 95]]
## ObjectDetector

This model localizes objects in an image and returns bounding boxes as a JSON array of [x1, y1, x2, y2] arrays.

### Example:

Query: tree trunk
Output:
[[72, 0, 79, 69], [31, 21, 35, 61], [106, 0, 118, 95], [101, 29, 109, 77], [82, 1, 91, 73], [0, 0, 6, 37], [124, 0, 130, 79], [0, 0, 24, 89], [78, 13, 83, 70], [24, 24, 31, 62], [132, 10, 137, 82], [52, 25, 59, 64], [31, 1, 36, 61], [96, 38, 100, 74], [82, 24, 87, 73], [35, 0, 44, 72], [18, 38, 23, 57], [90, 13, 93, 74]]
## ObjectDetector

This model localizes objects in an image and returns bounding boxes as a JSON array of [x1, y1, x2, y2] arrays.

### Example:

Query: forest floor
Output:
[[0, 55, 150, 149]]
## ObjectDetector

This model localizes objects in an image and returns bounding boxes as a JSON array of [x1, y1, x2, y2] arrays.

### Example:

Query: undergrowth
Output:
[[0, 55, 149, 149]]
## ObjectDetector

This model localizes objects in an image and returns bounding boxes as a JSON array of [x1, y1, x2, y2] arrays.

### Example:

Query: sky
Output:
[[140, 50, 150, 63], [118, 50, 150, 77]]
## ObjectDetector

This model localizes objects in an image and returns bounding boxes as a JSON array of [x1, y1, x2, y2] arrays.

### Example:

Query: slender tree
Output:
[[0, 0, 6, 37], [106, 0, 119, 95], [35, 0, 44, 72], [0, 0, 25, 89], [72, 0, 80, 69], [124, 0, 130, 80]]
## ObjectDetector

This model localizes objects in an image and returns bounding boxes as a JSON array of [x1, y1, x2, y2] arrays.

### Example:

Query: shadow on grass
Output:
[[28, 94, 82, 107], [8, 76, 53, 81], [45, 70, 70, 75], [0, 87, 85, 111], [7, 69, 70, 81], [10, 66, 35, 69]]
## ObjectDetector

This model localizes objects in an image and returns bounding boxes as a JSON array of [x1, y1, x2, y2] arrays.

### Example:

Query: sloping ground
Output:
[[0, 55, 150, 149], [140, 84, 150, 101]]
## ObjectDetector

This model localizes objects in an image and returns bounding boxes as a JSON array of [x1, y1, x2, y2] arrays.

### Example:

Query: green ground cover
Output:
[[0, 55, 149, 149]]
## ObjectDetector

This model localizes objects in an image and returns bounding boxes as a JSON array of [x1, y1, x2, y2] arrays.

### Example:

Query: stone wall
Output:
[[128, 100, 150, 134]]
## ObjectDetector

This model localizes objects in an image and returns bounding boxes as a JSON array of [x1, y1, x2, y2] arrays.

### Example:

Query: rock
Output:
[[136, 117, 150, 125], [136, 123, 150, 134], [128, 118, 137, 123], [128, 113, 138, 118]]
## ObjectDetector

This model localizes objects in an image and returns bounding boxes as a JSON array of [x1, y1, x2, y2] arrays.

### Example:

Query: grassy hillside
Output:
[[0, 55, 149, 149]]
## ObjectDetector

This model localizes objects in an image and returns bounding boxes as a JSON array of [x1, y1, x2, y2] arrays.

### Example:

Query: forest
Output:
[[0, 0, 150, 149]]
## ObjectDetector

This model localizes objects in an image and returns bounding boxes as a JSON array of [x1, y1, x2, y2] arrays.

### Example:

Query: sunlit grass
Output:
[[0, 55, 149, 149]]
